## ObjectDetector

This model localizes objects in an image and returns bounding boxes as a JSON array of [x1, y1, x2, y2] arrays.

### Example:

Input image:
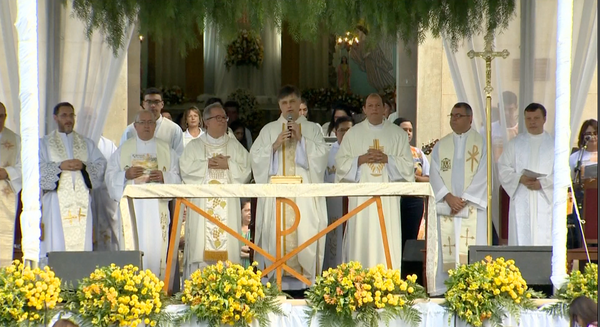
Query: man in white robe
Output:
[[0, 103, 21, 266], [429, 102, 488, 296], [498, 103, 554, 246], [39, 102, 107, 262], [323, 116, 353, 270], [92, 136, 119, 251], [336, 94, 414, 270], [180, 103, 252, 279], [120, 87, 184, 156], [250, 85, 329, 290], [106, 110, 181, 278]]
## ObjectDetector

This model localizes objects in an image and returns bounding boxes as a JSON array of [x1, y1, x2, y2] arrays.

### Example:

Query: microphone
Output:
[[287, 114, 293, 131], [584, 135, 592, 143]]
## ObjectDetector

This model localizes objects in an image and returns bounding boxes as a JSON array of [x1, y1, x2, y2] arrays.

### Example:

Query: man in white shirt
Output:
[[224, 101, 253, 150], [498, 103, 554, 246], [336, 94, 414, 270], [39, 102, 107, 261], [429, 102, 488, 296], [105, 110, 181, 278], [0, 103, 21, 266], [120, 88, 184, 156]]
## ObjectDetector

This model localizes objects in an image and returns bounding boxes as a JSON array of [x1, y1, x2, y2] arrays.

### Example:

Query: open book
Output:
[[131, 153, 158, 184], [520, 169, 546, 179]]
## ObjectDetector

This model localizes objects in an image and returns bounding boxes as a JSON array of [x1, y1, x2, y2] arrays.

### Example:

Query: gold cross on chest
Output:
[[460, 228, 475, 247], [443, 236, 455, 255], [369, 139, 384, 152]]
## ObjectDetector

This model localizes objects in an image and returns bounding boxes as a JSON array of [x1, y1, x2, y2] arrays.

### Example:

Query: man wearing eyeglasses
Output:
[[429, 102, 488, 296], [39, 102, 107, 262], [119, 88, 184, 156], [0, 102, 21, 266], [179, 103, 252, 280], [105, 110, 181, 278], [498, 103, 554, 246]]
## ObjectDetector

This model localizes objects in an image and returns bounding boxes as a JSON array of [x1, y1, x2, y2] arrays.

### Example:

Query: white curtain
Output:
[[443, 0, 597, 236], [1, 0, 133, 142], [204, 22, 281, 99]]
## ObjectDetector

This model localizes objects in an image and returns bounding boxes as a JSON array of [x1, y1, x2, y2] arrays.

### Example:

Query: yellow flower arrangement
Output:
[[179, 261, 283, 327], [305, 261, 426, 327], [0, 260, 62, 325], [444, 256, 541, 327], [544, 263, 598, 317], [65, 264, 164, 327]]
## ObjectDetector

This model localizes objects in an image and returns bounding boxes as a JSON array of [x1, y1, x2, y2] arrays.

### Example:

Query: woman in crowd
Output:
[[570, 119, 598, 181], [322, 103, 353, 137], [183, 106, 204, 147], [230, 120, 250, 151]]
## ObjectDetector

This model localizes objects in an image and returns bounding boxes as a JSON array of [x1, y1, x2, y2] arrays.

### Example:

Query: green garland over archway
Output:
[[68, 0, 516, 56]]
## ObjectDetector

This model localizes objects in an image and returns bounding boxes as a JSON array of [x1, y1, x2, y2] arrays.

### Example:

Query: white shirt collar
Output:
[[204, 132, 228, 146], [367, 120, 385, 129], [136, 135, 155, 145], [453, 127, 472, 138]]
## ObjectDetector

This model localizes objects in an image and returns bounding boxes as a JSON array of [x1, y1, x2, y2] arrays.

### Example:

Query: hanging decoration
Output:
[[336, 31, 360, 51], [224, 30, 264, 71]]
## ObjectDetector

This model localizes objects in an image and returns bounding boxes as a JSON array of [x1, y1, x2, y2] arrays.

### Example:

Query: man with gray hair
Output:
[[105, 110, 181, 278], [179, 103, 252, 279]]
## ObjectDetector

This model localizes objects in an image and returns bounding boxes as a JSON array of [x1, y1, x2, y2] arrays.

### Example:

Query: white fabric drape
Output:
[[1, 0, 133, 142], [443, 0, 597, 239], [15, 0, 42, 263], [204, 22, 281, 99], [0, 1, 20, 131], [551, 0, 572, 290]]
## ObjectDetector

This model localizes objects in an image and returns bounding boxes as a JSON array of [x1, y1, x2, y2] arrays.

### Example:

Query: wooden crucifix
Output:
[[467, 30, 509, 245]]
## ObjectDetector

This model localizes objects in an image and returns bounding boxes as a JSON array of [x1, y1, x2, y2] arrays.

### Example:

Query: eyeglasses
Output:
[[584, 131, 597, 136], [205, 115, 229, 122], [448, 113, 471, 119], [135, 121, 156, 126], [143, 100, 163, 105]]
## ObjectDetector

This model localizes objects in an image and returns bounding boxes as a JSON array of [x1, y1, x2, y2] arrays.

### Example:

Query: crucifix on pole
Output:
[[467, 30, 509, 245]]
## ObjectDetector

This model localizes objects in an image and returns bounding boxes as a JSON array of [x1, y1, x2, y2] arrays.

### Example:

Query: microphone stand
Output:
[[574, 141, 588, 188], [570, 141, 591, 261]]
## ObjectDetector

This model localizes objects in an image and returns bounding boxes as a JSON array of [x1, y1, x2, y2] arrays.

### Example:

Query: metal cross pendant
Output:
[[467, 31, 510, 95]]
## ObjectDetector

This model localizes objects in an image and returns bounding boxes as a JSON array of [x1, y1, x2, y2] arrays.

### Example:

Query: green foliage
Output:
[[227, 88, 265, 138], [67, 0, 516, 56], [543, 263, 598, 318]]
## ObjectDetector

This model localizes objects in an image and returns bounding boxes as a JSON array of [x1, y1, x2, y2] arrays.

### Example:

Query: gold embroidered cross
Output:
[[460, 228, 475, 247], [64, 208, 86, 224], [1, 140, 14, 150], [443, 236, 455, 255], [369, 139, 383, 152], [466, 145, 480, 172]]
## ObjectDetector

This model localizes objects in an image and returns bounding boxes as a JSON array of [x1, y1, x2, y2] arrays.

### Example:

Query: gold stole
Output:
[[437, 131, 483, 271], [47, 131, 90, 251], [0, 129, 18, 266], [280, 123, 302, 276], [119, 138, 171, 276], [203, 139, 230, 261]]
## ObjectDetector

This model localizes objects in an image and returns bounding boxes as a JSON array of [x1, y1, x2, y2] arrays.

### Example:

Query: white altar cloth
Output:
[[122, 182, 441, 291]]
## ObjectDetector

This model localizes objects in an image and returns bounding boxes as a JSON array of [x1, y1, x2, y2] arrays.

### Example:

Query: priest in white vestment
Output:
[[250, 85, 329, 290], [498, 103, 554, 246], [106, 110, 181, 278], [429, 102, 488, 296], [0, 103, 21, 266], [120, 88, 184, 156], [39, 103, 107, 262], [323, 116, 354, 270], [336, 94, 414, 271], [180, 103, 252, 279], [92, 136, 119, 251]]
